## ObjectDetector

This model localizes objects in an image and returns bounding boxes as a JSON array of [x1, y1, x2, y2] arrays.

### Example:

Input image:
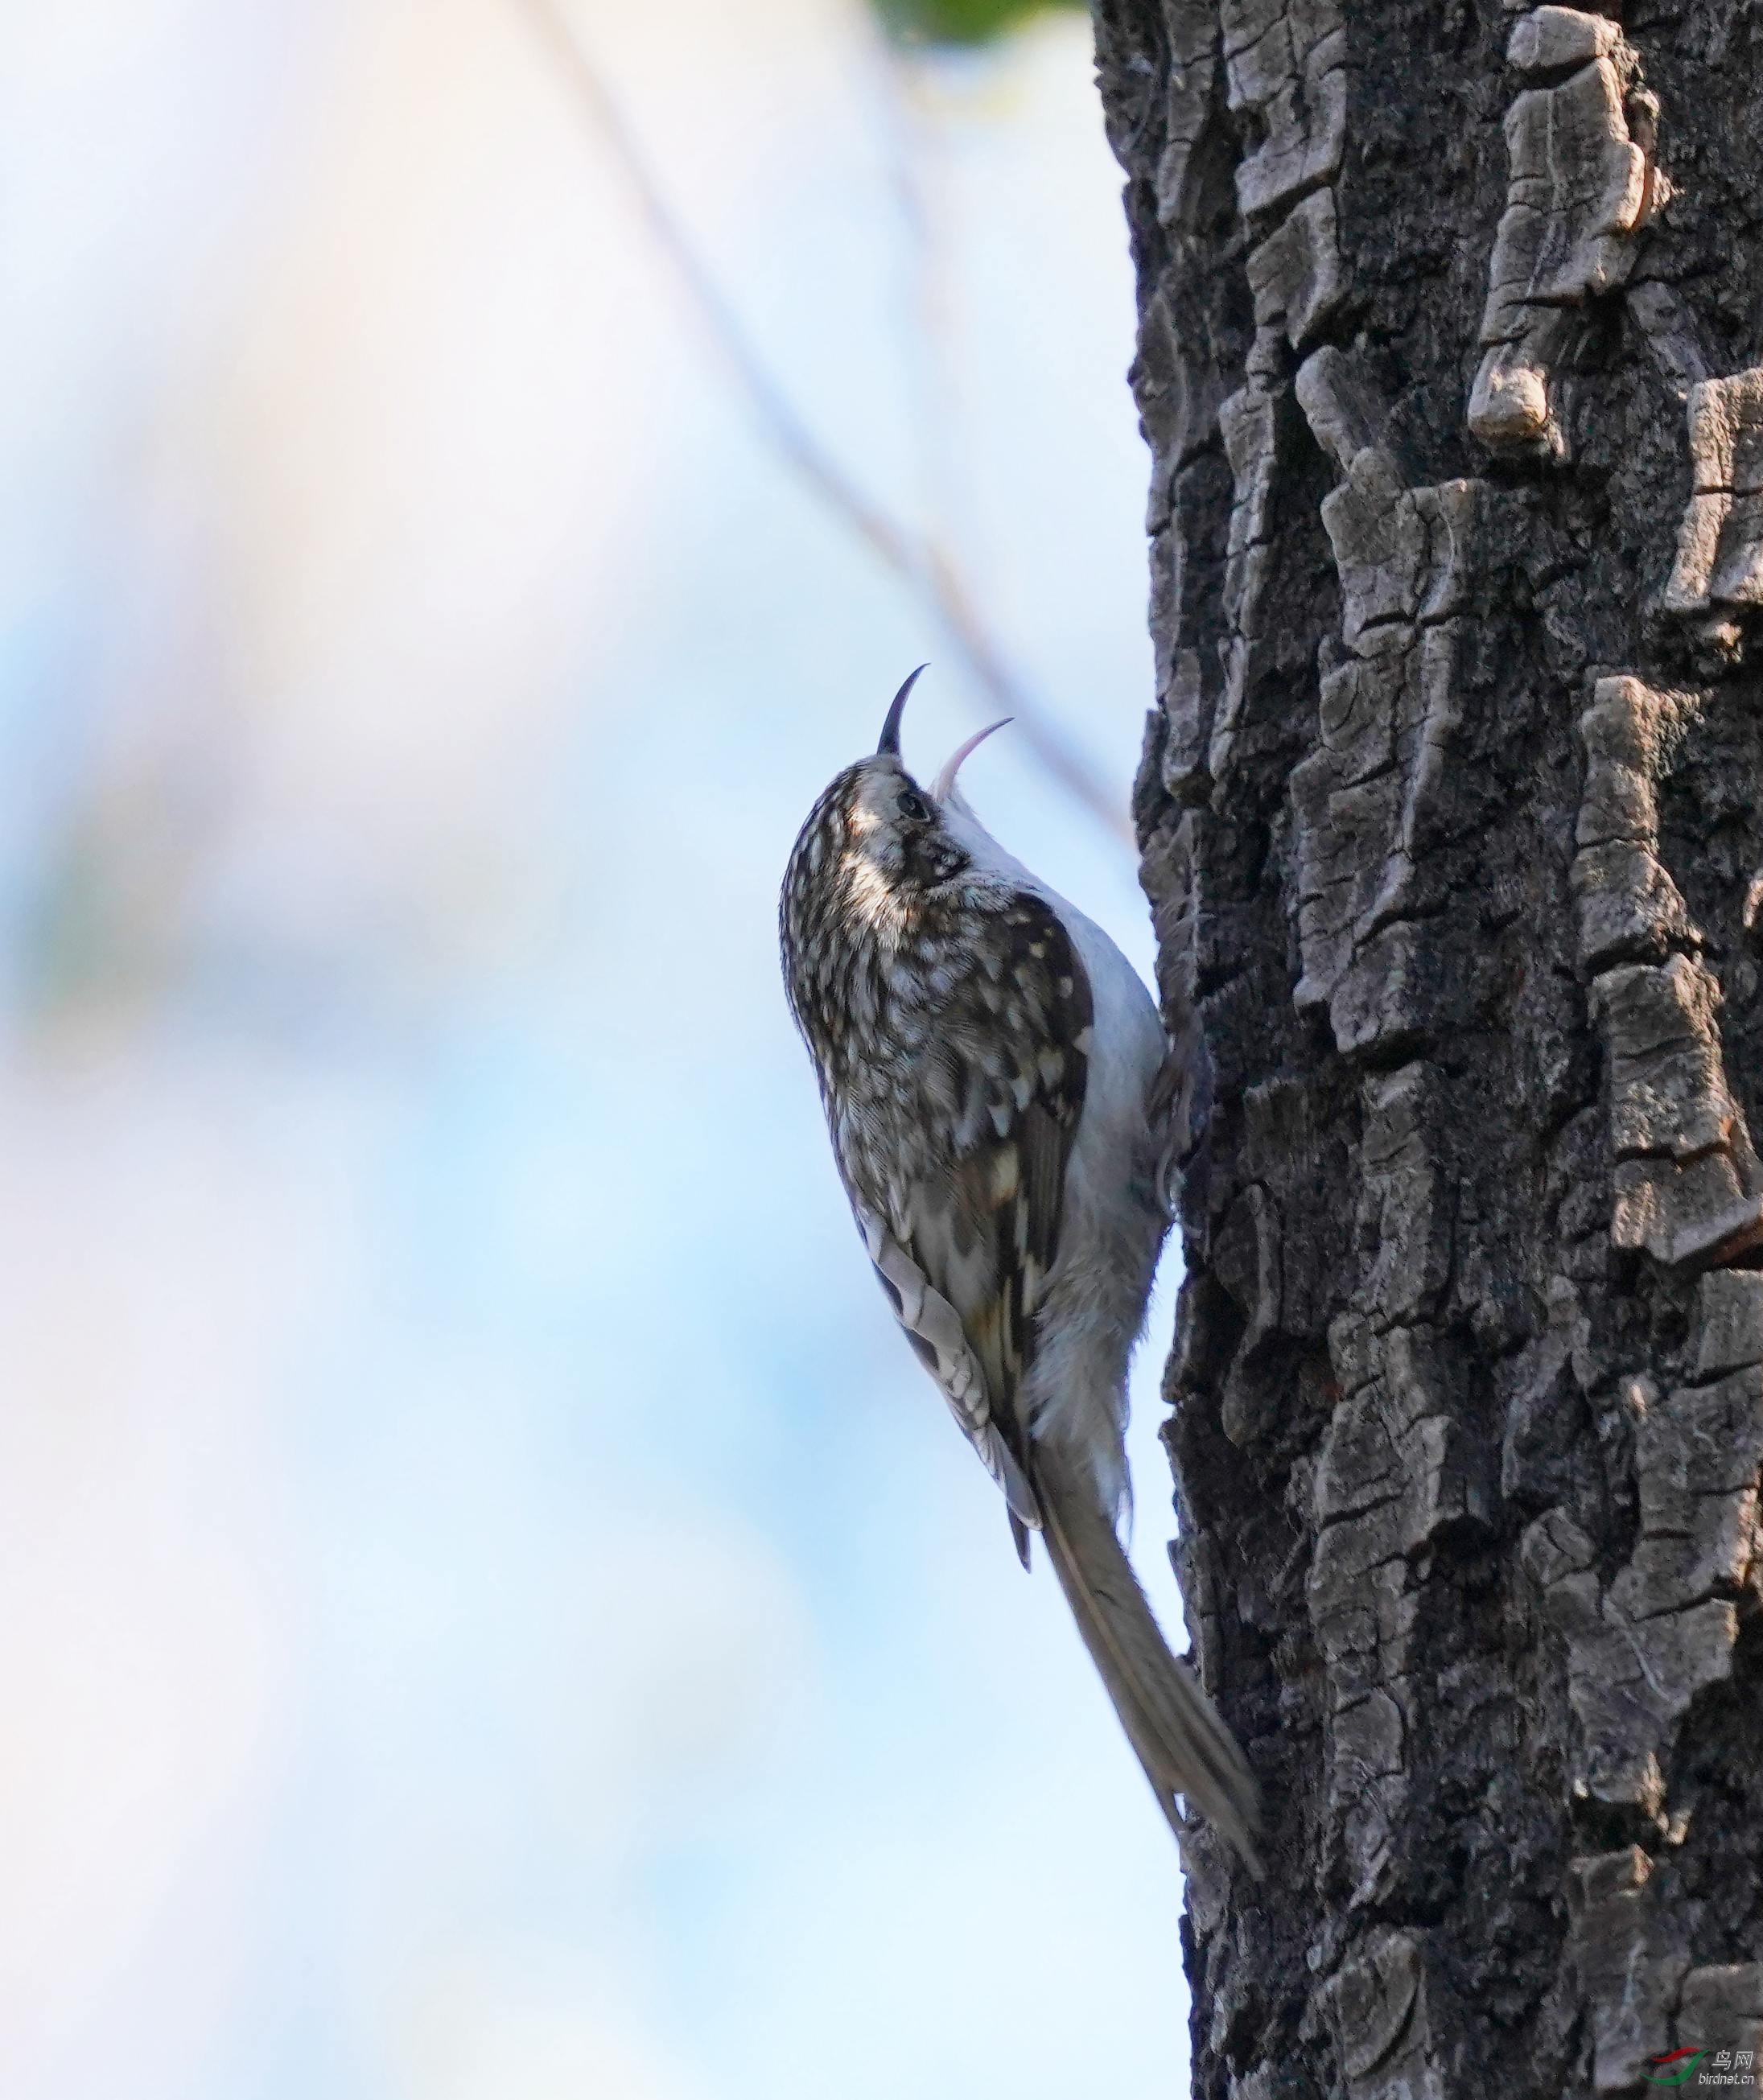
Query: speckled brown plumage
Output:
[[779, 676, 1263, 1870], [781, 750, 1092, 1545]]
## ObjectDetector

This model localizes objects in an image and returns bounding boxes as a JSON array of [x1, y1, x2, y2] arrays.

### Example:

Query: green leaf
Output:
[[871, 0, 1085, 47]]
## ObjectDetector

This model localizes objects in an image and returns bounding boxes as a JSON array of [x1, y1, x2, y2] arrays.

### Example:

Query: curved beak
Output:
[[933, 717, 1011, 803], [875, 665, 929, 756]]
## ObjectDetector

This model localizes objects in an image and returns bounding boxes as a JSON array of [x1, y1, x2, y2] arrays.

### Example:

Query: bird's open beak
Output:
[[875, 665, 929, 756], [933, 718, 1011, 804]]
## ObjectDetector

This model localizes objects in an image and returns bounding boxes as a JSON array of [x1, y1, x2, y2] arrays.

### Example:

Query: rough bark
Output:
[[1091, 0, 1763, 2090]]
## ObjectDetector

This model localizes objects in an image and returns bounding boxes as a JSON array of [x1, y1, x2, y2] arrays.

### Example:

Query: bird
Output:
[[778, 665, 1263, 1872]]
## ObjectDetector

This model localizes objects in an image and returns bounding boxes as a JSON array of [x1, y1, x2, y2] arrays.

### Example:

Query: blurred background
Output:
[[0, 1, 1196, 2094]]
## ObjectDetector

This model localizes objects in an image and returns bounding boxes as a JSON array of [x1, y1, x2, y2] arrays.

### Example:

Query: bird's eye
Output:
[[897, 789, 932, 823]]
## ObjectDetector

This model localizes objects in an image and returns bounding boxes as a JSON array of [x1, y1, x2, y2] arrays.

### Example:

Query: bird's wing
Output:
[[836, 889, 1092, 1550], [851, 1198, 1040, 1530]]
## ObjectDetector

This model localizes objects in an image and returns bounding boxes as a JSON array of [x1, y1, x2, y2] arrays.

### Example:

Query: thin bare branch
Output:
[[510, 0, 1132, 846]]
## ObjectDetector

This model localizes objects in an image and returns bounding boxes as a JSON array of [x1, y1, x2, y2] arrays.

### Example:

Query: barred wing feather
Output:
[[836, 890, 1092, 1554]]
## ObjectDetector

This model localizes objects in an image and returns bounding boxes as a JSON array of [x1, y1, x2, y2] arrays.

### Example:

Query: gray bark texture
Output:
[[1090, 0, 1763, 2091]]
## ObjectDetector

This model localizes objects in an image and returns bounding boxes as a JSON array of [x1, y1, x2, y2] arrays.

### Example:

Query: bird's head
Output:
[[792, 667, 1010, 913], [778, 666, 1014, 1061]]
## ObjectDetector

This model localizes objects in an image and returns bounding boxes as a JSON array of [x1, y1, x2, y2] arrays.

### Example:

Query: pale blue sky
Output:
[[0, 5, 1197, 2095]]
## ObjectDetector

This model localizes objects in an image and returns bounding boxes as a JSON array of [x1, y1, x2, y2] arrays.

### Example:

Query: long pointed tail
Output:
[[1036, 1447, 1264, 1876]]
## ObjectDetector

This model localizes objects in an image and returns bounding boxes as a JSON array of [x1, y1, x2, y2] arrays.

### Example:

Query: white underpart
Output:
[[938, 787, 1168, 1521]]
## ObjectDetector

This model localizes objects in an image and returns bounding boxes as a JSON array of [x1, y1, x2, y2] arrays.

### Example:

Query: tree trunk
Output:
[[1090, 1, 1763, 2090]]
